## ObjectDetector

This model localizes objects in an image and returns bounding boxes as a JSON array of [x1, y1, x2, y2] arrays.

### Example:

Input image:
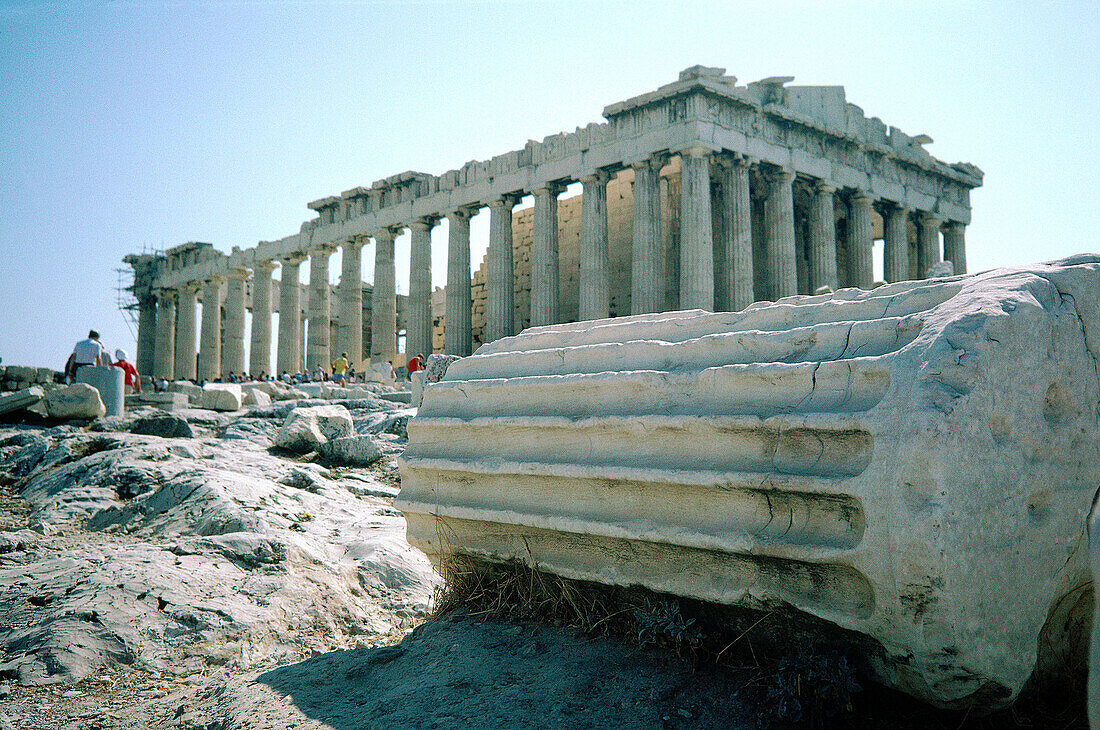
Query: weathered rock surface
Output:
[[0, 388, 44, 417], [129, 412, 193, 439], [166, 381, 202, 404], [274, 404, 354, 453], [241, 387, 272, 408], [399, 256, 1100, 710], [44, 384, 105, 419], [321, 434, 382, 466], [0, 418, 435, 687], [200, 383, 243, 412]]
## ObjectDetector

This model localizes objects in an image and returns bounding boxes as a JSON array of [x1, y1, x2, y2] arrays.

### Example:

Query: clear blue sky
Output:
[[1, 0, 1097, 370]]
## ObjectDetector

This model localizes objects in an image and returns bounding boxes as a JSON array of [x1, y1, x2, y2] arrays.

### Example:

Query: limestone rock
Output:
[[201, 383, 243, 412], [398, 256, 1100, 711], [44, 383, 105, 419], [275, 404, 353, 453], [321, 434, 382, 466], [130, 412, 193, 438], [424, 354, 460, 385]]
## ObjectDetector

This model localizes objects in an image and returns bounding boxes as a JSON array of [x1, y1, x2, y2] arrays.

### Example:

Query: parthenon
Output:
[[125, 66, 983, 379]]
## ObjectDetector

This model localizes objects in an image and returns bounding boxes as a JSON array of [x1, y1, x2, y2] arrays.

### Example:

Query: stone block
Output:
[[424, 354, 460, 385], [0, 386, 44, 416], [45, 383, 105, 419], [129, 412, 193, 438], [167, 381, 203, 404], [398, 257, 1100, 712], [201, 383, 243, 412], [4, 365, 36, 383], [126, 392, 189, 412], [35, 367, 56, 384], [241, 388, 272, 407], [274, 404, 353, 453]]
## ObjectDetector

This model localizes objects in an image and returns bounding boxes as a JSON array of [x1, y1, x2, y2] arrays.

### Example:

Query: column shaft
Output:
[[306, 246, 333, 370], [198, 277, 223, 381], [764, 169, 798, 300], [631, 159, 663, 314], [371, 230, 397, 363], [721, 157, 754, 311], [847, 193, 875, 288], [136, 296, 157, 377], [277, 256, 304, 376], [408, 222, 434, 360], [445, 211, 472, 356], [174, 285, 198, 380], [679, 148, 714, 310], [918, 214, 943, 278], [486, 197, 516, 341], [530, 185, 560, 326], [884, 205, 910, 283], [579, 171, 610, 321], [809, 182, 838, 293], [337, 239, 364, 367], [223, 269, 247, 377], [154, 290, 175, 380], [943, 222, 967, 275], [249, 261, 274, 376]]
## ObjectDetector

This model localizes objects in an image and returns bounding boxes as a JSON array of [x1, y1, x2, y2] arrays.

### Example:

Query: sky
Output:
[[1, 0, 1098, 370]]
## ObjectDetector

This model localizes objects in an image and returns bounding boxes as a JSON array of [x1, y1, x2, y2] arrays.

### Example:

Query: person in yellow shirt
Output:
[[331, 352, 349, 383]]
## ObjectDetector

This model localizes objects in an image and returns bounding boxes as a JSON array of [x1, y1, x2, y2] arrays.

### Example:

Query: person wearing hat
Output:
[[71, 330, 109, 377], [112, 348, 141, 394]]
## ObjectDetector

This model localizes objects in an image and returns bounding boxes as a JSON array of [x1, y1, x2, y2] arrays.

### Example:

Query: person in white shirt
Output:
[[72, 330, 109, 373]]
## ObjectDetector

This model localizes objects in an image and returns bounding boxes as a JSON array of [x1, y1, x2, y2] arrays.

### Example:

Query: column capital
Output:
[[204, 273, 225, 286], [488, 194, 520, 210], [919, 211, 945, 227], [310, 242, 338, 257], [579, 168, 612, 186], [814, 179, 838, 195], [627, 152, 668, 172], [766, 166, 797, 184], [530, 181, 565, 197], [674, 142, 721, 159], [179, 281, 201, 294], [155, 288, 177, 301], [281, 252, 307, 266], [446, 207, 475, 223], [226, 266, 249, 281], [849, 189, 875, 205], [373, 227, 398, 242], [253, 259, 277, 274], [942, 219, 966, 232], [409, 216, 439, 232]]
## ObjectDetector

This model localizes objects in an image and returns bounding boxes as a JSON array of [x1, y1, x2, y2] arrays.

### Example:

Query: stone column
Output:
[[406, 221, 434, 361], [918, 213, 944, 278], [249, 260, 275, 376], [486, 196, 517, 342], [679, 146, 714, 310], [445, 209, 473, 356], [717, 156, 754, 312], [809, 181, 838, 293], [579, 169, 611, 321], [153, 289, 175, 380], [764, 168, 798, 300], [530, 184, 561, 326], [847, 192, 875, 289], [631, 157, 663, 314], [306, 244, 335, 370], [371, 228, 397, 364], [135, 295, 157, 377], [942, 221, 967, 275], [223, 268, 247, 377], [337, 237, 365, 367], [199, 275, 224, 382], [277, 254, 305, 376], [884, 204, 910, 283], [175, 283, 198, 380]]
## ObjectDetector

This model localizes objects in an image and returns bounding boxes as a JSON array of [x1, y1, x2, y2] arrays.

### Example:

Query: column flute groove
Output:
[[631, 157, 663, 314], [809, 181, 838, 293], [249, 260, 275, 376], [407, 220, 435, 361], [764, 168, 798, 300], [370, 229, 397, 364], [154, 289, 175, 380], [679, 146, 715, 310], [445, 209, 473, 356], [883, 204, 910, 283], [847, 191, 875, 289], [530, 184, 561, 326], [579, 170, 611, 321]]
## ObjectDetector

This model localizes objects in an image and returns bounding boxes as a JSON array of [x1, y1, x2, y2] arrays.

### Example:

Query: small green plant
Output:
[[632, 597, 703, 655], [758, 649, 860, 728]]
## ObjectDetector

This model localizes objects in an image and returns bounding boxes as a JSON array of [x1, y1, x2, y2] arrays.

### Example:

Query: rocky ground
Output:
[[0, 398, 1088, 729]]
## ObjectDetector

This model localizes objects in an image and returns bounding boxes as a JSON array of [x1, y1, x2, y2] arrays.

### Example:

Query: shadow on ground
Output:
[[255, 610, 755, 730]]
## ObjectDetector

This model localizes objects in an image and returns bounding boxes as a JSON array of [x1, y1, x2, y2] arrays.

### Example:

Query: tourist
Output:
[[71, 330, 108, 376], [111, 349, 141, 393], [331, 352, 348, 383], [406, 353, 425, 380]]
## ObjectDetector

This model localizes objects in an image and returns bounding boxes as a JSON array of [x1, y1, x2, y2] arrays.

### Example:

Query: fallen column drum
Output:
[[398, 255, 1100, 710]]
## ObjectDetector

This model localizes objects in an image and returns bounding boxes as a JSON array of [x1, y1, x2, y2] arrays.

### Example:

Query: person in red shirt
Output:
[[112, 349, 141, 393], [406, 354, 425, 380]]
